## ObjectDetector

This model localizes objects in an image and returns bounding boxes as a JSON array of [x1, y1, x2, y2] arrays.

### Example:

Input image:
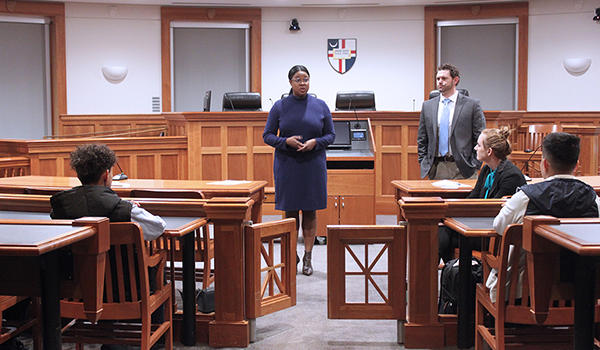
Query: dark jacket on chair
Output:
[[50, 185, 132, 221]]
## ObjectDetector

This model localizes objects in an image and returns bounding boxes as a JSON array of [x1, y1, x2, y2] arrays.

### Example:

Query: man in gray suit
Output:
[[417, 63, 486, 180]]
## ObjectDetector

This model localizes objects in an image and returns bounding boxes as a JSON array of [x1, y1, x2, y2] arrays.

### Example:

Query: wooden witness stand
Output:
[[0, 192, 297, 348]]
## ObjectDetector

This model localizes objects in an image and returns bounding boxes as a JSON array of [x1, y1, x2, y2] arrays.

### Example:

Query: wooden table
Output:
[[0, 217, 109, 350], [443, 216, 498, 349], [523, 216, 600, 350], [393, 176, 600, 200], [0, 209, 206, 347], [161, 216, 209, 346], [0, 176, 267, 223]]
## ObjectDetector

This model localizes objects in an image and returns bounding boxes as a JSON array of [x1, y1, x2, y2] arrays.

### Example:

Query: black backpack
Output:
[[438, 257, 483, 314]]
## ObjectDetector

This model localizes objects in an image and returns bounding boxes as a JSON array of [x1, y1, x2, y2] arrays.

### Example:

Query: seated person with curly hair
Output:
[[50, 143, 166, 239]]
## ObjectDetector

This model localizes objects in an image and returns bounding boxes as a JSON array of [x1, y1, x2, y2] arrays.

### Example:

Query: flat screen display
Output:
[[329, 121, 351, 148]]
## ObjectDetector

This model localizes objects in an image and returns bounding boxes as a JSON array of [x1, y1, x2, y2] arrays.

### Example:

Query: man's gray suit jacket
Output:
[[417, 93, 486, 179]]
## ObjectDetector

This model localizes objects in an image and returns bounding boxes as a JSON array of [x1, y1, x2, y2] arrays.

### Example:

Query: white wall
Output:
[[65, 3, 161, 114], [528, 0, 600, 111], [62, 1, 600, 114], [261, 7, 424, 112]]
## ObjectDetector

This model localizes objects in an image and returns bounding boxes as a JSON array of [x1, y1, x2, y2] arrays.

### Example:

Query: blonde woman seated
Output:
[[439, 127, 526, 265]]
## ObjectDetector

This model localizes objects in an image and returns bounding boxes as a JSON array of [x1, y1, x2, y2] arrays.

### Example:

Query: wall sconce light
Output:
[[563, 58, 592, 76], [289, 18, 300, 31], [102, 66, 128, 84]]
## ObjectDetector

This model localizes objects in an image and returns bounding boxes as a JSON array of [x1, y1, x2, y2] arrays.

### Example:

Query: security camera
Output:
[[594, 7, 600, 21]]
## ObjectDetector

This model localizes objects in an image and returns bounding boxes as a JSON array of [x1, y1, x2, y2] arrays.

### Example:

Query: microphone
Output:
[[225, 93, 235, 111], [349, 97, 361, 129], [112, 162, 128, 181], [519, 143, 543, 175], [269, 98, 274, 107]]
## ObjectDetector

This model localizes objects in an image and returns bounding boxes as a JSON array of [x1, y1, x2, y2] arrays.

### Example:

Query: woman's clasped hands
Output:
[[286, 135, 316, 152]]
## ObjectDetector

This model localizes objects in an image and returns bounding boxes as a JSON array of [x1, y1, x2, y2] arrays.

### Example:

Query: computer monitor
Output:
[[203, 91, 211, 112], [222, 92, 262, 111], [335, 91, 376, 111], [329, 120, 351, 149]]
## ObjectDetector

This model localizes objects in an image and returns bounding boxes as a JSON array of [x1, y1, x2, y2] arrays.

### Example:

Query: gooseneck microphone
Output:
[[520, 143, 543, 173], [112, 162, 128, 181], [348, 97, 361, 129]]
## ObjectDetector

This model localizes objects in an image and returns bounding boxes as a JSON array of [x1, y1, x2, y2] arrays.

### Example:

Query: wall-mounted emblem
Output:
[[327, 38, 356, 74]]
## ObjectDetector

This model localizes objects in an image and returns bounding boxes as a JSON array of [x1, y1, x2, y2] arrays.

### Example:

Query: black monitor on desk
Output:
[[329, 120, 351, 149]]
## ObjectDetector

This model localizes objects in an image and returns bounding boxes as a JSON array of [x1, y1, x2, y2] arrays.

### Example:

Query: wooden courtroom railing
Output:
[[0, 157, 30, 178], [44, 125, 167, 139], [398, 197, 504, 349], [0, 137, 187, 180], [58, 114, 167, 137], [244, 218, 297, 342], [327, 225, 407, 342]]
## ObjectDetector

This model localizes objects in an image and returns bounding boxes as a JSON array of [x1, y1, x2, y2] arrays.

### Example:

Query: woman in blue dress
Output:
[[263, 65, 335, 275]]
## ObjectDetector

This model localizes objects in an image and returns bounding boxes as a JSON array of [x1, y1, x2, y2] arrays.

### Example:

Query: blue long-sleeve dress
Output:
[[263, 94, 335, 211]]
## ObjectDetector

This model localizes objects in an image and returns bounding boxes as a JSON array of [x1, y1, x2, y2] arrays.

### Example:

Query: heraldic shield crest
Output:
[[327, 38, 356, 74]]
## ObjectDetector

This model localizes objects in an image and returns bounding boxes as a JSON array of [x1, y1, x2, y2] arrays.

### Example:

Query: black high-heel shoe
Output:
[[302, 251, 313, 276]]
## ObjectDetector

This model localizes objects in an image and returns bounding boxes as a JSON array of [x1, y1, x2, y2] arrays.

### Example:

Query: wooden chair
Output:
[[61, 222, 172, 350], [129, 189, 214, 289], [0, 296, 41, 350], [520, 124, 563, 177], [475, 224, 600, 350]]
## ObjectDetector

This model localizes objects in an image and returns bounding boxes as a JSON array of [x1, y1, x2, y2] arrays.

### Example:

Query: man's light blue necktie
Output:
[[438, 98, 451, 156]]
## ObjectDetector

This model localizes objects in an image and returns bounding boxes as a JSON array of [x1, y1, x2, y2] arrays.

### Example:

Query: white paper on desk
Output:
[[431, 180, 472, 189], [206, 180, 252, 186], [111, 182, 131, 187]]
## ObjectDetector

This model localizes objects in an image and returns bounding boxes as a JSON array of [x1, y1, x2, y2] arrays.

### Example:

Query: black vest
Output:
[[50, 185, 132, 222], [521, 178, 598, 218]]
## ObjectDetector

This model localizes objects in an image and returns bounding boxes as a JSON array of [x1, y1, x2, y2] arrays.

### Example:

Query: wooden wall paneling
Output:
[[136, 155, 156, 179], [160, 154, 180, 180], [58, 114, 168, 138], [38, 158, 58, 176], [17, 137, 187, 177], [406, 124, 421, 180], [63, 125, 95, 136], [246, 125, 254, 181], [113, 155, 130, 179], [381, 153, 402, 196], [228, 154, 247, 180], [253, 153, 273, 187], [202, 154, 222, 180], [186, 120, 202, 179]]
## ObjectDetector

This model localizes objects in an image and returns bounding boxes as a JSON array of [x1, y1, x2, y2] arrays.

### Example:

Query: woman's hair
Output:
[[481, 126, 513, 160], [288, 65, 310, 80]]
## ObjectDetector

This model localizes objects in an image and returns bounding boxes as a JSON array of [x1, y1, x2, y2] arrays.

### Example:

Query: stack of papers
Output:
[[431, 180, 472, 189]]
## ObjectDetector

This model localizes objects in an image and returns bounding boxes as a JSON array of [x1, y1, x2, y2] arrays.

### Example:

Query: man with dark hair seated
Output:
[[51, 143, 166, 238], [50, 143, 167, 350], [487, 132, 600, 301]]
